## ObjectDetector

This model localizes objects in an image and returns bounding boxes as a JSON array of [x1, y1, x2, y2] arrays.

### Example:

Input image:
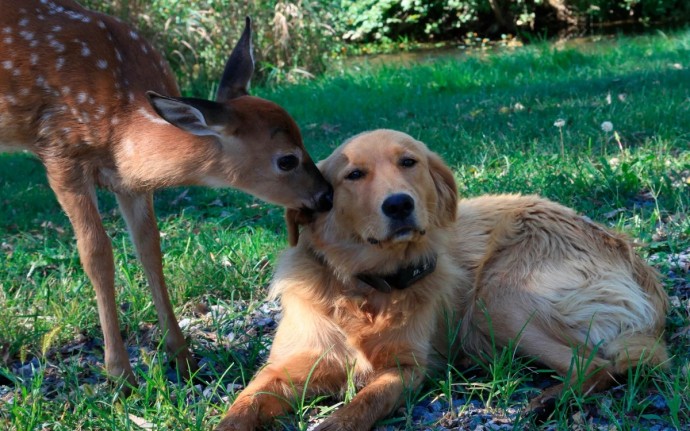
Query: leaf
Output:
[[603, 208, 625, 219], [671, 325, 690, 340], [128, 414, 156, 430]]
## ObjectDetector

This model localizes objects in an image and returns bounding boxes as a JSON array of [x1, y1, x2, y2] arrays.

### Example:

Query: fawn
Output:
[[0, 0, 332, 386]]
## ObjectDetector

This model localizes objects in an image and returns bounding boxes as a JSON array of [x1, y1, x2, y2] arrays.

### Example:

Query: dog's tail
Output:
[[602, 244, 670, 374], [601, 331, 669, 376], [597, 236, 670, 374]]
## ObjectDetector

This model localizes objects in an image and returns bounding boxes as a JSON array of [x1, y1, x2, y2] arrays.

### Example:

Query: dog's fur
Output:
[[218, 129, 669, 431]]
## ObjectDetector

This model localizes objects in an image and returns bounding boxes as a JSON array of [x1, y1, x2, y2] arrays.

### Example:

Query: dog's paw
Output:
[[524, 390, 558, 423], [313, 416, 361, 431], [214, 415, 254, 431]]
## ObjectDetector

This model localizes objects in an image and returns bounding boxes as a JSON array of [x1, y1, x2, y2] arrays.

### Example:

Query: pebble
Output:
[[646, 393, 669, 411], [178, 318, 191, 329], [14, 357, 41, 380]]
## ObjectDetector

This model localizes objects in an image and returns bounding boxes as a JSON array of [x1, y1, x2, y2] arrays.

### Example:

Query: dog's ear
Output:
[[428, 152, 458, 226], [285, 208, 316, 246], [285, 208, 301, 246]]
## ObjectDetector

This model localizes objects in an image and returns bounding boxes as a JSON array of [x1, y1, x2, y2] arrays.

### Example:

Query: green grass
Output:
[[2, 30, 690, 429]]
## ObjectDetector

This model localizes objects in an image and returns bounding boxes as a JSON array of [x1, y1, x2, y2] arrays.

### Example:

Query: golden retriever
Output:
[[217, 129, 669, 431]]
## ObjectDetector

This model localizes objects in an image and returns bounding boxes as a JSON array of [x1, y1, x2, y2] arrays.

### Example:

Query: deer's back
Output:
[[0, 0, 178, 159]]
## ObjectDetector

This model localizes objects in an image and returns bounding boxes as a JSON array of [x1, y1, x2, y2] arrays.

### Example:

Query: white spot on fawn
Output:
[[81, 44, 91, 57], [129, 30, 139, 40], [122, 137, 138, 157], [49, 39, 65, 53], [30, 53, 39, 65], [2, 27, 11, 34], [19, 31, 34, 41], [52, 25, 62, 32], [61, 86, 70, 95], [77, 93, 87, 104], [18, 18, 29, 27], [65, 11, 89, 23], [3, 36, 12, 44], [56, 57, 65, 70], [97, 59, 108, 69], [98, 20, 106, 29], [2, 60, 12, 70]]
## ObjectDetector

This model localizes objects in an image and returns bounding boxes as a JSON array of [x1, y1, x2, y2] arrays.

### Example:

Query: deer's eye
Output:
[[277, 155, 299, 171]]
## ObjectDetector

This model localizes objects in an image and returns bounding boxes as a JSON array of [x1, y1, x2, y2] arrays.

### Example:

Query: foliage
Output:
[[339, 0, 489, 41], [75, 1, 690, 94], [338, 0, 690, 42], [339, 0, 490, 41], [80, 0, 342, 94]]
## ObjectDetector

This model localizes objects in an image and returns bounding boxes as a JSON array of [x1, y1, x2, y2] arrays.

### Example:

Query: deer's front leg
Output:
[[116, 191, 197, 379], [314, 364, 425, 431], [217, 352, 345, 431], [45, 163, 136, 386]]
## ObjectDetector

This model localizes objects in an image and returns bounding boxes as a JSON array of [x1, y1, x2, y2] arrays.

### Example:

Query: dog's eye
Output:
[[401, 158, 417, 168], [345, 169, 365, 181], [277, 155, 300, 172]]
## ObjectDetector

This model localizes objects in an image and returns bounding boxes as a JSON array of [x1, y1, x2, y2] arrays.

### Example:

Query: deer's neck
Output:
[[114, 106, 229, 192]]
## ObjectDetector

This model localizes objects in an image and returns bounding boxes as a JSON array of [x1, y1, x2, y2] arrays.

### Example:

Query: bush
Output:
[[82, 0, 341, 95], [338, 0, 690, 42], [79, 0, 690, 94]]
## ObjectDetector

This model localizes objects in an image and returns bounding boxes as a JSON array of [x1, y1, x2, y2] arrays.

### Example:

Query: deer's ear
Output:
[[216, 16, 254, 102], [147, 91, 224, 137]]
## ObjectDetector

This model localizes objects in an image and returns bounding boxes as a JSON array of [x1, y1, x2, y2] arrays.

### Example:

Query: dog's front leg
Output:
[[314, 365, 425, 431], [216, 353, 345, 431]]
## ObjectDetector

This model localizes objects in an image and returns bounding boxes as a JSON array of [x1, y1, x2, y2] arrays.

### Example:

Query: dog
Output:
[[217, 129, 668, 431]]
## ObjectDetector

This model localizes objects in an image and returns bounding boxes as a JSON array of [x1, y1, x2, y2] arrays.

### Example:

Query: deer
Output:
[[0, 0, 333, 387]]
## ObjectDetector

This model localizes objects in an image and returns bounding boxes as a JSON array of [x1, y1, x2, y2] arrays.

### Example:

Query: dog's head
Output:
[[287, 130, 457, 251]]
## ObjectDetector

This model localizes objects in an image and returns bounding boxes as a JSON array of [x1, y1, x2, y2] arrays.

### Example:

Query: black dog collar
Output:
[[306, 247, 437, 294], [356, 255, 437, 293]]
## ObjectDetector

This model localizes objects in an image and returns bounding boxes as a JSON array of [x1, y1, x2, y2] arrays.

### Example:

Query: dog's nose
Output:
[[315, 185, 333, 212], [382, 193, 414, 220]]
